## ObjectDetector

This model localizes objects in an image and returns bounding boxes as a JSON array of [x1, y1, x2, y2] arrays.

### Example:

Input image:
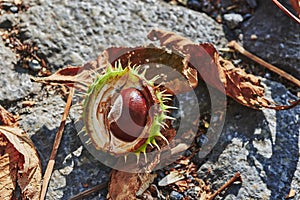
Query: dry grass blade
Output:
[[40, 87, 74, 200], [208, 172, 242, 200], [68, 182, 108, 200], [272, 0, 300, 24], [228, 40, 300, 88]]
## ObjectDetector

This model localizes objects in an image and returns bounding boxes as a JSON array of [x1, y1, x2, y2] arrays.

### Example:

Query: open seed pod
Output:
[[82, 62, 176, 156], [72, 46, 200, 172]]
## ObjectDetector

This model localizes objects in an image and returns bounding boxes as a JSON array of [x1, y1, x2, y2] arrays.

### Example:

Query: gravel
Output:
[[170, 190, 184, 200]]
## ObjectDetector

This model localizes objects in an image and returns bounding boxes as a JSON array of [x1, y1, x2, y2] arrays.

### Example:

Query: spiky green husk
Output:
[[82, 62, 175, 160]]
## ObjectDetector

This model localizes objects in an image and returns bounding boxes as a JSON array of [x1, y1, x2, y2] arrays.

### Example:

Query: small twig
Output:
[[40, 87, 74, 200], [208, 172, 242, 200], [68, 182, 108, 200], [272, 0, 300, 24], [228, 40, 300, 88]]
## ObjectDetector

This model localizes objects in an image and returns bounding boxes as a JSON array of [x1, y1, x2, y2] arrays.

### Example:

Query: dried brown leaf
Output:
[[107, 170, 156, 200], [290, 0, 300, 17], [0, 133, 19, 200], [32, 59, 106, 91], [148, 29, 299, 110], [0, 126, 42, 200]]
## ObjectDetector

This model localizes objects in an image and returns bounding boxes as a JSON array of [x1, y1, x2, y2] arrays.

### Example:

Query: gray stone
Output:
[[245, 0, 258, 8], [20, 0, 227, 72], [0, 40, 40, 102], [197, 79, 300, 200], [10, 6, 19, 13], [223, 13, 244, 29], [0, 13, 20, 28], [0, 36, 108, 199], [28, 59, 41, 71], [17, 94, 110, 200], [170, 191, 183, 200], [242, 0, 300, 79]]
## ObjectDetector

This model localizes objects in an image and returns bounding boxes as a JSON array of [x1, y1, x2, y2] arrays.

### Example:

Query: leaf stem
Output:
[[228, 40, 300, 88]]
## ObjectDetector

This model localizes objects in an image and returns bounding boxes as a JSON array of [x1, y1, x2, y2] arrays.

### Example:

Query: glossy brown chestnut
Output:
[[110, 88, 149, 142]]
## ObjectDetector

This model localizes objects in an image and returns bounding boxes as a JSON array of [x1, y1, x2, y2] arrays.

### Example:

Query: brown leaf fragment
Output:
[[32, 59, 106, 91], [0, 126, 42, 200], [0, 133, 19, 200], [148, 29, 299, 110], [136, 173, 157, 196], [174, 180, 188, 192], [108, 170, 155, 200], [272, 0, 300, 24], [0, 105, 19, 126], [285, 188, 296, 199], [290, 0, 300, 17]]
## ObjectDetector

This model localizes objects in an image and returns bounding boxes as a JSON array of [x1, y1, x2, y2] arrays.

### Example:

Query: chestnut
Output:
[[82, 65, 174, 156], [110, 88, 149, 142]]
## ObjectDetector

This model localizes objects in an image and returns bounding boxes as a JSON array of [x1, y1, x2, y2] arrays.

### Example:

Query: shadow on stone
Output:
[[197, 90, 299, 199], [31, 122, 110, 199]]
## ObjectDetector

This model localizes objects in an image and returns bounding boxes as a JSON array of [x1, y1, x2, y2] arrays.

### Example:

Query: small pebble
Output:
[[243, 13, 252, 20], [250, 34, 258, 40], [265, 73, 271, 79], [28, 59, 41, 71], [187, 0, 201, 11], [10, 6, 19, 13], [238, 33, 244, 41], [223, 13, 243, 29], [245, 0, 257, 8], [170, 191, 183, 200]]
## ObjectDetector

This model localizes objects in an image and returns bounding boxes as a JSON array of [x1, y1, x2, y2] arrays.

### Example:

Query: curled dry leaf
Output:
[[0, 126, 42, 200], [147, 29, 299, 110]]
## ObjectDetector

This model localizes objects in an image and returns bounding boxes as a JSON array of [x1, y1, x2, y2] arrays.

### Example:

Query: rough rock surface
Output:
[[20, 0, 227, 72], [0, 0, 299, 199], [197, 80, 300, 200], [242, 0, 300, 79], [0, 40, 40, 102]]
